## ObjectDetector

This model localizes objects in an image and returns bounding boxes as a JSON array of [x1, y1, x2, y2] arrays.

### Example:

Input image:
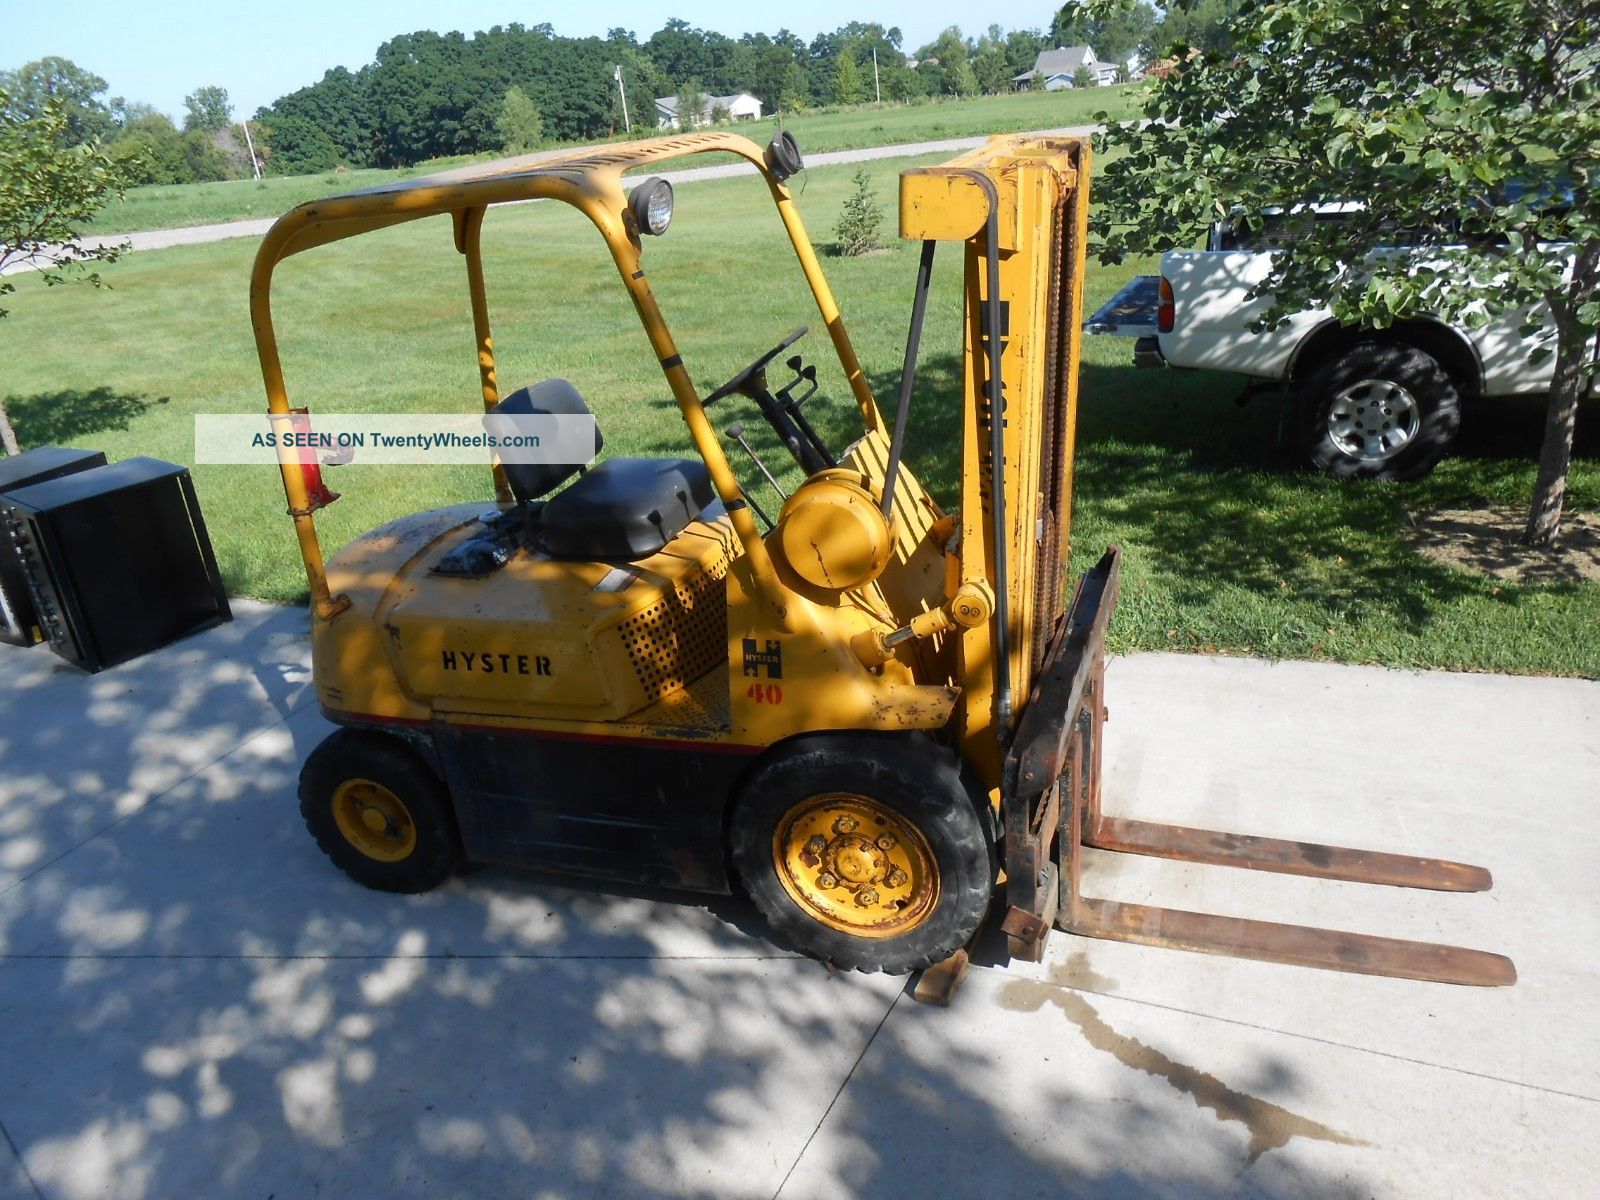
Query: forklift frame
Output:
[[252, 131, 1515, 990], [249, 131, 882, 625]]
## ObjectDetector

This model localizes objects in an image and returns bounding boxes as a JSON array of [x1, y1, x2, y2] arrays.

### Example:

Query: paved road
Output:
[[1, 605, 1593, 1199], [0, 125, 1103, 277]]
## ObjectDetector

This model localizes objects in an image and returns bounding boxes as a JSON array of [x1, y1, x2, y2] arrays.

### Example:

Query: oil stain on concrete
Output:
[[999, 963, 1362, 1163]]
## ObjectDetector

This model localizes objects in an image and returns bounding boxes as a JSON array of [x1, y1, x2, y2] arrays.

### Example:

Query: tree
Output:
[[888, 61, 926, 102], [180, 129, 233, 181], [751, 43, 800, 112], [1052, 2, 1159, 66], [834, 51, 864, 105], [675, 77, 707, 129], [949, 59, 980, 98], [1153, 0, 1243, 56], [260, 67, 374, 166], [0, 57, 114, 145], [183, 85, 232, 132], [495, 85, 543, 152], [917, 26, 975, 97], [960, 28, 1011, 95], [647, 20, 719, 91], [111, 111, 188, 184], [1094, 0, 1600, 545], [0, 88, 132, 454], [779, 62, 811, 113], [833, 168, 884, 255], [264, 115, 340, 174], [1004, 29, 1047, 81]]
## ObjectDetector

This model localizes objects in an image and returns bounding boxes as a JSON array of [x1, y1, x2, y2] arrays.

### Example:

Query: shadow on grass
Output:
[[5, 386, 166, 448], [596, 340, 1596, 662]]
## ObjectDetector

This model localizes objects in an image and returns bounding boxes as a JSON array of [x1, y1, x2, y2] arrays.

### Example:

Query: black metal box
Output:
[[0, 457, 231, 671], [0, 446, 107, 646]]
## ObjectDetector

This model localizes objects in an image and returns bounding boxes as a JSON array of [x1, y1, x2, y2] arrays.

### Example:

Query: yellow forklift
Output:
[[252, 131, 1513, 987]]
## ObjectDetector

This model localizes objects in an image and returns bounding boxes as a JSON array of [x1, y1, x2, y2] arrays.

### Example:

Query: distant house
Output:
[[1013, 45, 1121, 90], [654, 92, 763, 130]]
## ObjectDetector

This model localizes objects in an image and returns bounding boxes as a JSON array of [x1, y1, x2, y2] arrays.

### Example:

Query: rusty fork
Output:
[[1001, 548, 1517, 988]]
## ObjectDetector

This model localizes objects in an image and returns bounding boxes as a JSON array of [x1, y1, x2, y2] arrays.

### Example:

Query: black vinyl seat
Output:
[[490, 380, 715, 562], [541, 457, 714, 560]]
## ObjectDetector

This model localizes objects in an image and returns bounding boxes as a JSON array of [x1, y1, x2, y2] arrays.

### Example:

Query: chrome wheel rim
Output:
[[1327, 378, 1421, 464]]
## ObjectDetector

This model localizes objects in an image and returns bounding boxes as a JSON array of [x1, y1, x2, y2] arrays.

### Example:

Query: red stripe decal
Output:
[[332, 709, 762, 756]]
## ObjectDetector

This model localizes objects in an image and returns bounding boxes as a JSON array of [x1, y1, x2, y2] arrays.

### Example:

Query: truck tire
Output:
[[729, 734, 996, 974], [1297, 342, 1461, 481], [299, 729, 462, 893]]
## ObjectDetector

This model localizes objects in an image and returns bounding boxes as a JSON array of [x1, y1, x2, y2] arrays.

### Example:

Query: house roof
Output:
[[1013, 45, 1097, 81], [654, 92, 758, 115]]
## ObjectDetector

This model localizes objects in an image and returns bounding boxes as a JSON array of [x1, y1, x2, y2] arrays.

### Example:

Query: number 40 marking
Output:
[[746, 682, 784, 705]]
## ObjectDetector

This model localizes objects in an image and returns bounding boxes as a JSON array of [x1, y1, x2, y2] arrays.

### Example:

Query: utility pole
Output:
[[614, 65, 631, 133], [239, 119, 262, 180], [872, 48, 882, 103]]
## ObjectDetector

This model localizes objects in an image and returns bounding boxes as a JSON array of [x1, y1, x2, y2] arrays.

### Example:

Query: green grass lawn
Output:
[[6, 149, 1596, 676], [87, 88, 1142, 235]]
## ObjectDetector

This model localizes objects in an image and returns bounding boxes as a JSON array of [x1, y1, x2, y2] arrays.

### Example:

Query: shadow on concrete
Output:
[[0, 608, 1371, 1198]]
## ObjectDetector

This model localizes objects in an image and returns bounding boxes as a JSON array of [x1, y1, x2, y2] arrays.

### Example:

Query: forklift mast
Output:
[[899, 137, 1092, 796], [900, 139, 1512, 988]]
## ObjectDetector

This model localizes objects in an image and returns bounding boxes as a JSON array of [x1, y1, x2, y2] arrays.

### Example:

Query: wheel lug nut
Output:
[[856, 888, 879, 907], [816, 872, 838, 889], [886, 869, 907, 888], [876, 835, 896, 850], [805, 836, 827, 855], [833, 816, 858, 834]]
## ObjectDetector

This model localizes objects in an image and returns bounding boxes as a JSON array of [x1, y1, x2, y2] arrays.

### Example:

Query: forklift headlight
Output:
[[765, 131, 804, 182], [629, 177, 674, 236]]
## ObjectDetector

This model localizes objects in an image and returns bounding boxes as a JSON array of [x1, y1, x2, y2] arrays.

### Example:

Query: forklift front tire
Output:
[[730, 735, 995, 974], [299, 730, 462, 893]]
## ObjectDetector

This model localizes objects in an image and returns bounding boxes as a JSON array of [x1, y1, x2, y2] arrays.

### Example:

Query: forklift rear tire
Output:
[[730, 735, 995, 974], [299, 730, 462, 893]]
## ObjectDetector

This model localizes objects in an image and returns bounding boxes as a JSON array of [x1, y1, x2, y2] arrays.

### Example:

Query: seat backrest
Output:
[[488, 380, 604, 503]]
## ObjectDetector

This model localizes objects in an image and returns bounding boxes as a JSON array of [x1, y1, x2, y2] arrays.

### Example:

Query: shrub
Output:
[[833, 168, 883, 256]]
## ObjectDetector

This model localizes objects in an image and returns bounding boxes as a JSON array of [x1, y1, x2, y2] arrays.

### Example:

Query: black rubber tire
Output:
[[298, 729, 462, 893], [1297, 341, 1461, 481], [729, 734, 996, 974]]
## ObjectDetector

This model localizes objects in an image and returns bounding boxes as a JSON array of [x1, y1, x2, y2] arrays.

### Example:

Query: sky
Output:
[[6, 1, 1059, 122]]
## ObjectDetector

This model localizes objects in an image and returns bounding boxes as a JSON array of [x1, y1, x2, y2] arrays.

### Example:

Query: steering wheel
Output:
[[702, 326, 809, 405]]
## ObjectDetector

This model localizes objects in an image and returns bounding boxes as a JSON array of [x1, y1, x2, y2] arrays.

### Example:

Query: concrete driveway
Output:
[[0, 603, 1594, 1199]]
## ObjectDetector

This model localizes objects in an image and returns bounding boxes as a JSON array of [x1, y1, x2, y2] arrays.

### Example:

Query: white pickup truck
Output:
[[1088, 216, 1589, 480]]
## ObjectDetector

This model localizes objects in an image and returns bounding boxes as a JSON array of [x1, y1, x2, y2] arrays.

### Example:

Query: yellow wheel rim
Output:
[[772, 793, 939, 938], [331, 777, 417, 863]]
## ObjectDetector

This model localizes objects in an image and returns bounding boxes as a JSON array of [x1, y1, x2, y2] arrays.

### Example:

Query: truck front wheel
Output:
[[1297, 342, 1461, 481]]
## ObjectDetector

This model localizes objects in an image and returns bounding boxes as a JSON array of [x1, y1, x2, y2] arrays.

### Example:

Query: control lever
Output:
[[774, 357, 834, 468], [774, 356, 818, 408], [724, 422, 781, 528]]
